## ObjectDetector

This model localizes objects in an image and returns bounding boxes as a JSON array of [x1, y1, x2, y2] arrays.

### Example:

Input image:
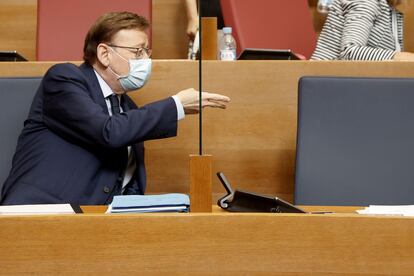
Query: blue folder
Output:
[[107, 193, 190, 213]]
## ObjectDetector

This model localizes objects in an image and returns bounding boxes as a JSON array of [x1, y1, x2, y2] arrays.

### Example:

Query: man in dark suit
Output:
[[0, 12, 229, 205]]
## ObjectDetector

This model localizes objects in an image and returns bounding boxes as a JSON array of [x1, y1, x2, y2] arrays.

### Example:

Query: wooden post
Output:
[[399, 1, 414, 52], [201, 17, 218, 60], [189, 154, 212, 212]]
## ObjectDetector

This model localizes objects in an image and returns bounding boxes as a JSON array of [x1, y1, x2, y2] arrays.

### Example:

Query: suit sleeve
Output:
[[42, 64, 178, 149], [339, 0, 396, 60]]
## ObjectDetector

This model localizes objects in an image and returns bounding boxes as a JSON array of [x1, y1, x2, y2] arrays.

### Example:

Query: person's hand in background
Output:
[[175, 88, 230, 114], [186, 18, 199, 41], [185, 0, 199, 41]]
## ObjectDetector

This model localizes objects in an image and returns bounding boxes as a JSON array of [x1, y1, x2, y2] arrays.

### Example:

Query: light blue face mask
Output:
[[109, 49, 152, 92]]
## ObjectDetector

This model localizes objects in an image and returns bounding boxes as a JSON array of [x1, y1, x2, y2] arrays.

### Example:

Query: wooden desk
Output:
[[1, 207, 413, 275]]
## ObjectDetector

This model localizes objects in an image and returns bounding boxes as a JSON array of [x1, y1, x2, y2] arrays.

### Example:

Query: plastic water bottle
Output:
[[219, 27, 237, 61]]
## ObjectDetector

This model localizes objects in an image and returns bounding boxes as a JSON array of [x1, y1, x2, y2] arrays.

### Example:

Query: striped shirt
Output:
[[311, 0, 404, 60]]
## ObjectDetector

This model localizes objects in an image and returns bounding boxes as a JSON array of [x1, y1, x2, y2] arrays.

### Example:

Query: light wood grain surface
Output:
[[1, 210, 414, 275], [152, 0, 188, 59], [189, 155, 213, 212]]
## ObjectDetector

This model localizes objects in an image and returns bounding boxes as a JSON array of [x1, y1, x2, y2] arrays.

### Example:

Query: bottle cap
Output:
[[222, 27, 232, 34]]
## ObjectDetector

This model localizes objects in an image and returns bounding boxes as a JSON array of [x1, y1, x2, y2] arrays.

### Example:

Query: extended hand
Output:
[[175, 88, 231, 114]]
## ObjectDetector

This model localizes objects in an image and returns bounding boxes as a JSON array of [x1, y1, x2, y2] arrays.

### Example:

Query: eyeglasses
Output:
[[108, 44, 152, 59]]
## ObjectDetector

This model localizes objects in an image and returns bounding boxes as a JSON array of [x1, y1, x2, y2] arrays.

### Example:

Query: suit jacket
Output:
[[0, 63, 177, 205]]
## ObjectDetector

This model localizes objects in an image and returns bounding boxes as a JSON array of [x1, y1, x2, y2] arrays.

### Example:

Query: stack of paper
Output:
[[107, 193, 190, 213], [357, 205, 414, 216], [0, 204, 76, 215]]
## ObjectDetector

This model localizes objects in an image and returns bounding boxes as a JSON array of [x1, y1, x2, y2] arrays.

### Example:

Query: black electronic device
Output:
[[237, 48, 300, 60], [217, 172, 306, 213], [0, 51, 27, 61]]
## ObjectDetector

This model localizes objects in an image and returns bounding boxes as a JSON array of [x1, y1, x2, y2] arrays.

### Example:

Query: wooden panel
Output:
[[152, 0, 189, 59], [1, 213, 414, 274], [201, 17, 218, 60], [399, 1, 414, 52], [189, 155, 212, 212], [0, 0, 37, 61], [2, 61, 414, 204]]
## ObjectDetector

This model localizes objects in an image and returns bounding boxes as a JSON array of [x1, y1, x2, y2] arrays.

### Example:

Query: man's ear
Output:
[[96, 43, 110, 67]]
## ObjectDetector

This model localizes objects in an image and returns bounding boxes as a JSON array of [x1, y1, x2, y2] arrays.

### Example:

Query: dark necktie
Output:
[[108, 94, 121, 115]]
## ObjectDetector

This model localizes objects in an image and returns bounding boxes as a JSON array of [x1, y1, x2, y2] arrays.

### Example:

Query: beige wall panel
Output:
[[400, 1, 414, 52], [152, 0, 188, 59]]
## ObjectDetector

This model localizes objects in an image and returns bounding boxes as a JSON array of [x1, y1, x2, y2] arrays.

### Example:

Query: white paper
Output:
[[357, 205, 414, 216], [0, 204, 75, 215]]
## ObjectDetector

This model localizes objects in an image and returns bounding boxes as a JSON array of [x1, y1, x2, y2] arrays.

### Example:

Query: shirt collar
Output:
[[94, 69, 114, 98]]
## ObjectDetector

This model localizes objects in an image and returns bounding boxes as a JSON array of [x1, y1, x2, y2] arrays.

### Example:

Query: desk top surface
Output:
[[3, 205, 414, 275], [80, 205, 362, 214]]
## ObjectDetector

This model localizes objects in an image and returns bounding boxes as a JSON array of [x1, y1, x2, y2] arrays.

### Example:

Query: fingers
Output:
[[184, 100, 227, 110], [202, 92, 231, 103], [202, 100, 228, 109], [177, 89, 230, 111]]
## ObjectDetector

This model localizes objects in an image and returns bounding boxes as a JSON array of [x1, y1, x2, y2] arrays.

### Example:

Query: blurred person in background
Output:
[[312, 0, 414, 60], [185, 0, 224, 59]]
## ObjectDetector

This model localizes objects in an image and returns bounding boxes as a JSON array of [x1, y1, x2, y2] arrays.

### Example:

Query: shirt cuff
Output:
[[172, 95, 185, 121]]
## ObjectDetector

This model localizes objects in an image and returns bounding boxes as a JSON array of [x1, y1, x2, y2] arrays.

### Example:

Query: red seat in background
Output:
[[37, 0, 151, 61], [220, 0, 317, 59]]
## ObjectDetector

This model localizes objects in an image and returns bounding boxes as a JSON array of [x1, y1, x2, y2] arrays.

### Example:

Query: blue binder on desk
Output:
[[107, 194, 190, 213]]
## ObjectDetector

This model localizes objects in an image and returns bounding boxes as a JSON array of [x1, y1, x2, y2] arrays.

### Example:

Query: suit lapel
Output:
[[80, 63, 129, 180], [79, 63, 109, 115]]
